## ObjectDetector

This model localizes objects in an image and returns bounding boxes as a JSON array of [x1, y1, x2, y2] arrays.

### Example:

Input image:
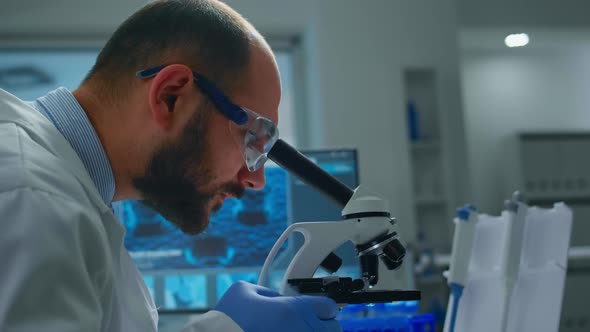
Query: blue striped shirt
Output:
[[31, 87, 115, 205]]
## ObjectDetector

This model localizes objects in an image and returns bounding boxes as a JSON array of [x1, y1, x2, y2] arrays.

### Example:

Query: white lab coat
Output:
[[0, 89, 241, 332]]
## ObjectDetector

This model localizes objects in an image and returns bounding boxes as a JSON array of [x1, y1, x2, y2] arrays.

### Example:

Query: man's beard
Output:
[[132, 107, 244, 235]]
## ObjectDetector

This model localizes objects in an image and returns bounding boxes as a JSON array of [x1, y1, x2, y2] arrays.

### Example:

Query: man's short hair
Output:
[[83, 0, 254, 95]]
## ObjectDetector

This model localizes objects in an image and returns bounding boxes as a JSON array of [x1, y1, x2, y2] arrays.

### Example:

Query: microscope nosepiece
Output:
[[357, 232, 406, 273], [380, 238, 406, 270]]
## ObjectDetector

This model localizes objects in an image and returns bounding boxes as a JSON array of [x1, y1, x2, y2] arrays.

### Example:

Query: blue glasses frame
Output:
[[136, 65, 248, 125]]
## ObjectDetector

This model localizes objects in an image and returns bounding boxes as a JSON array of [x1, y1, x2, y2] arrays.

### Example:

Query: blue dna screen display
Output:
[[114, 149, 359, 311]]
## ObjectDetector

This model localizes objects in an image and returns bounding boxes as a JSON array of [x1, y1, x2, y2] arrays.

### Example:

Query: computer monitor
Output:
[[114, 148, 359, 312]]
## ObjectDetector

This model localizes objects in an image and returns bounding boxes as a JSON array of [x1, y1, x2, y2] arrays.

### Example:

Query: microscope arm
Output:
[[259, 218, 394, 295], [258, 222, 350, 293]]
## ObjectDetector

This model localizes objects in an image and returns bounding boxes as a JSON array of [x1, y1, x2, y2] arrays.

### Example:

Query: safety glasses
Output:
[[136, 65, 279, 172]]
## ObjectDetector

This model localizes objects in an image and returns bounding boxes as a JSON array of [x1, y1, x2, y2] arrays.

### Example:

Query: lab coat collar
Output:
[[33, 87, 116, 205], [0, 88, 111, 214]]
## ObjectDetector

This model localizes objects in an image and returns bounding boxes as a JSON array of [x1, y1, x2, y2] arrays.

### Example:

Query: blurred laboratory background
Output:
[[1, 0, 589, 331]]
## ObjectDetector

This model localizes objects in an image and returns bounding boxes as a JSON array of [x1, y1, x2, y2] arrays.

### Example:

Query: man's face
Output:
[[132, 44, 281, 235], [132, 104, 245, 235]]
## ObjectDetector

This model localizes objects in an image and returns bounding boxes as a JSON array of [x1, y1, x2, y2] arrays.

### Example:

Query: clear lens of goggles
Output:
[[231, 109, 279, 172]]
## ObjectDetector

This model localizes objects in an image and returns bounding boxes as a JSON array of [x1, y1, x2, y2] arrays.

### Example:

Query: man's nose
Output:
[[238, 166, 266, 191]]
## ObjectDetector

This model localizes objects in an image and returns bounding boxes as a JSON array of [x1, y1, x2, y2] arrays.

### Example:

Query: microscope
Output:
[[258, 139, 420, 305]]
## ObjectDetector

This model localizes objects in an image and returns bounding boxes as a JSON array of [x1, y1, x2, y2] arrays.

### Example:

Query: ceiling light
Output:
[[505, 33, 529, 48]]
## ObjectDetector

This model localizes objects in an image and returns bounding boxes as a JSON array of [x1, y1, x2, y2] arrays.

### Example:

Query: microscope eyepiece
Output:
[[267, 139, 354, 207]]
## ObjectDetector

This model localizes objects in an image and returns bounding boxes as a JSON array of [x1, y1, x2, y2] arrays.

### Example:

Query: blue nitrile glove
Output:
[[214, 281, 342, 332]]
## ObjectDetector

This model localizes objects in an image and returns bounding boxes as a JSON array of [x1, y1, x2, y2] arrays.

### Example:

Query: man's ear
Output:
[[147, 64, 194, 129]]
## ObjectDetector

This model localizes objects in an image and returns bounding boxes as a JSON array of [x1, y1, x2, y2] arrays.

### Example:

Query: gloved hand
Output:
[[214, 281, 342, 332]]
